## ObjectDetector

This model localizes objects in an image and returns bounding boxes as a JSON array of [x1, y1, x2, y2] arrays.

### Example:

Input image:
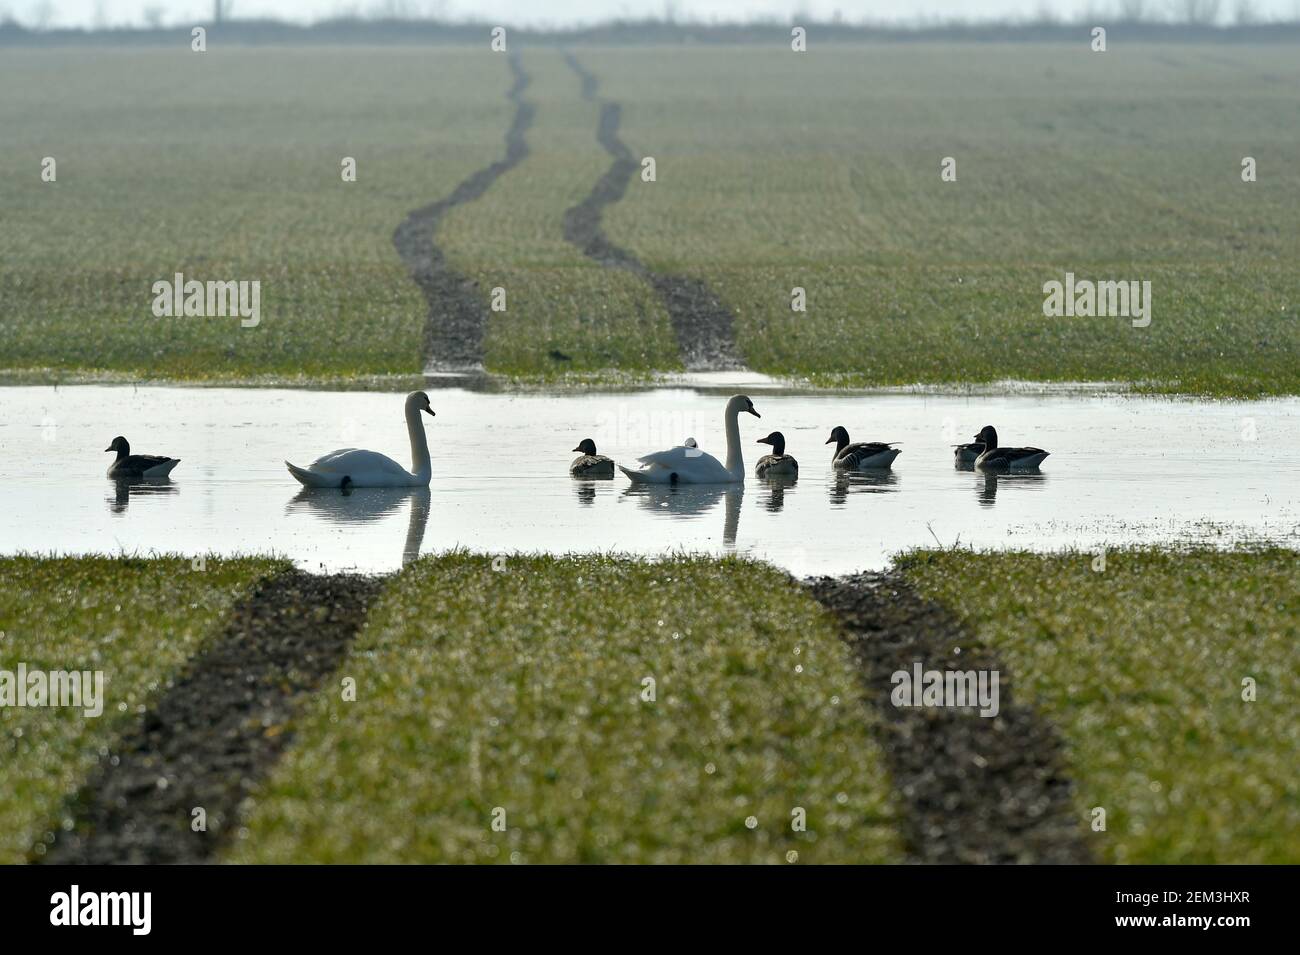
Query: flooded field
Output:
[[2, 384, 1296, 575]]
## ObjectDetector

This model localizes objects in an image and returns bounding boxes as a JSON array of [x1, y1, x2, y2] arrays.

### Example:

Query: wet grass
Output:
[[0, 555, 286, 863], [440, 49, 682, 378], [596, 44, 1300, 397], [6, 44, 1296, 394], [0, 47, 507, 382], [230, 553, 901, 863], [898, 546, 1300, 863]]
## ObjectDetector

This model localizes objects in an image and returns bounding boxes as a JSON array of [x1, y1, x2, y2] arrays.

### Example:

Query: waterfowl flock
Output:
[[104, 391, 1051, 489]]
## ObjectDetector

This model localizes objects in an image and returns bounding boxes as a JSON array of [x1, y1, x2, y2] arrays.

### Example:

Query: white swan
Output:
[[619, 395, 759, 484], [286, 391, 435, 488]]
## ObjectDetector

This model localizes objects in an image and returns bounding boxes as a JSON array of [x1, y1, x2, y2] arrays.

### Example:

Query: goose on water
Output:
[[826, 426, 901, 470], [105, 436, 180, 479], [953, 438, 985, 465], [755, 431, 798, 478], [972, 425, 1050, 471], [286, 391, 435, 489], [570, 438, 615, 478], [620, 395, 759, 484]]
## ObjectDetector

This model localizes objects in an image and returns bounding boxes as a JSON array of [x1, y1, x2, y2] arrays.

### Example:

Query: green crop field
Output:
[[0, 46, 505, 384], [231, 554, 900, 864], [2, 43, 1297, 392], [3, 550, 1295, 863], [596, 43, 1300, 395], [899, 547, 1300, 864], [441, 51, 682, 379], [0, 555, 286, 863]]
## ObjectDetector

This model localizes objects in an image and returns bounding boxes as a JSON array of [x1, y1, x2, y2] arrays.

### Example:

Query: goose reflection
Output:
[[760, 475, 798, 513], [621, 483, 744, 547], [286, 486, 431, 565], [571, 481, 598, 506], [974, 470, 1048, 509], [829, 470, 899, 505], [107, 478, 177, 515]]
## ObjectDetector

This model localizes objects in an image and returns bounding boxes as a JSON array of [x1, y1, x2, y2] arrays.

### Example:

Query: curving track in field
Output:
[[392, 54, 535, 376], [810, 573, 1093, 864], [40, 571, 382, 864], [561, 52, 745, 372]]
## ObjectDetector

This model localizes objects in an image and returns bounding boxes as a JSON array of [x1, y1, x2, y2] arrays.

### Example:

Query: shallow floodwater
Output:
[[2, 385, 1297, 576]]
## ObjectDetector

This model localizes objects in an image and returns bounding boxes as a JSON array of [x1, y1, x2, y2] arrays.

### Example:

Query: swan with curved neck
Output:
[[619, 395, 760, 484], [286, 391, 435, 488]]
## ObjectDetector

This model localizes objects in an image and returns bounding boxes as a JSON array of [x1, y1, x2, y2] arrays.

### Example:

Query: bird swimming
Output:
[[570, 438, 615, 478], [104, 436, 180, 480], [755, 431, 798, 478], [972, 425, 1050, 471], [286, 391, 435, 488], [826, 426, 901, 470]]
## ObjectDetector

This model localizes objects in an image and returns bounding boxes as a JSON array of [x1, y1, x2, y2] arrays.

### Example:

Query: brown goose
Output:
[[105, 436, 180, 479], [826, 426, 901, 470], [755, 431, 798, 478], [953, 439, 985, 465], [972, 425, 1049, 471], [570, 438, 615, 478]]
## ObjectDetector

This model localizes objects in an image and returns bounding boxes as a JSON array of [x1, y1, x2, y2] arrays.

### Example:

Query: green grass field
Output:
[[0, 555, 286, 863], [441, 51, 682, 379], [0, 47, 506, 384], [597, 44, 1300, 395], [230, 554, 900, 863], [2, 43, 1297, 393], [899, 547, 1300, 864], [3, 550, 1295, 863]]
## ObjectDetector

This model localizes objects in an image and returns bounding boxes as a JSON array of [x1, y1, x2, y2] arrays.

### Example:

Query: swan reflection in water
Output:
[[107, 478, 177, 515], [286, 486, 431, 565], [973, 470, 1049, 508], [620, 483, 744, 548], [828, 470, 899, 505], [759, 475, 798, 513]]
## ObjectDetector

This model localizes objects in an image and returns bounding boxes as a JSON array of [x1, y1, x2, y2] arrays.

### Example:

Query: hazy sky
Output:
[[14, 0, 1300, 29]]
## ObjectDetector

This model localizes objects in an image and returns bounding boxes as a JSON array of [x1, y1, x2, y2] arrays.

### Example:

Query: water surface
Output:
[[2, 385, 1296, 575]]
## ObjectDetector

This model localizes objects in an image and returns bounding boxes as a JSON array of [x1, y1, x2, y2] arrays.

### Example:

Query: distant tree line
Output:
[[2, 9, 1299, 46]]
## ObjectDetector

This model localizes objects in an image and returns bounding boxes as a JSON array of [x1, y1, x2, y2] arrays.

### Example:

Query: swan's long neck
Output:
[[724, 407, 743, 476], [406, 405, 432, 479]]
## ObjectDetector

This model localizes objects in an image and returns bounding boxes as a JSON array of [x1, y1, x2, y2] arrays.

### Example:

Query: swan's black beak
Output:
[[423, 407, 435, 417], [748, 408, 761, 418]]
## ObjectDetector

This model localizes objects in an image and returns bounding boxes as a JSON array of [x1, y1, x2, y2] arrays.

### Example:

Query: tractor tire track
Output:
[[809, 573, 1092, 864], [38, 571, 382, 864], [393, 55, 534, 375], [562, 52, 745, 372]]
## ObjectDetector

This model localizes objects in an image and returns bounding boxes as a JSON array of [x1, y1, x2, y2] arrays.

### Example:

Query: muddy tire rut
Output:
[[393, 55, 534, 375], [38, 571, 382, 865], [562, 52, 745, 372], [809, 572, 1092, 864]]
